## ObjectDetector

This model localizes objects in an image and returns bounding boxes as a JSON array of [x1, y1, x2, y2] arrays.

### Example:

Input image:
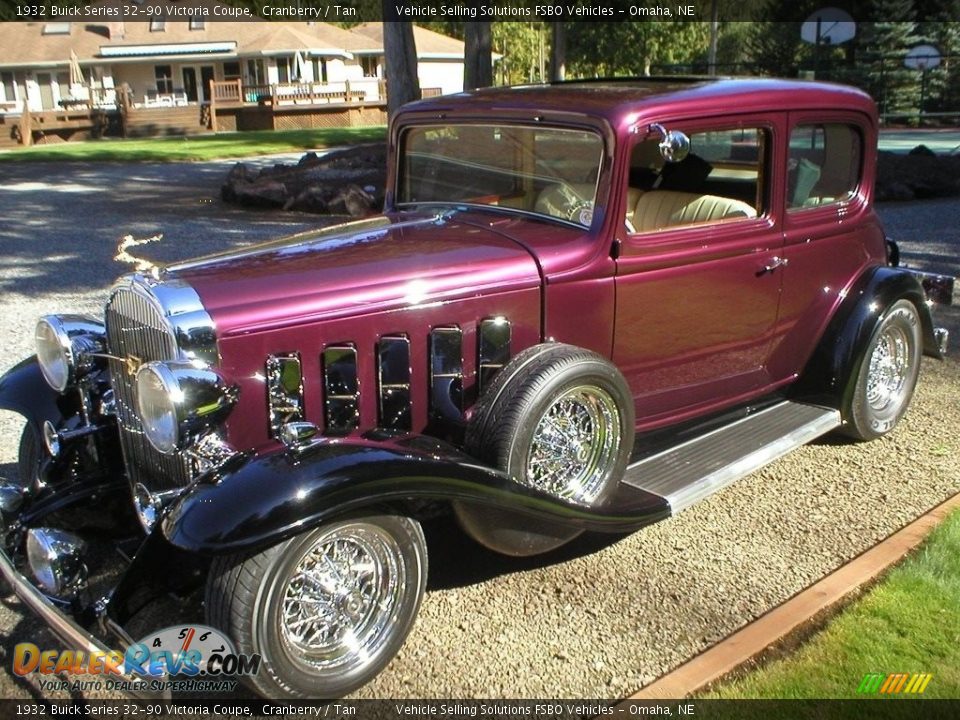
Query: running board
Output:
[[622, 401, 841, 514]]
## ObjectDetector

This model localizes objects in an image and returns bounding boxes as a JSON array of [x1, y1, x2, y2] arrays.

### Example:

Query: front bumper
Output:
[[0, 531, 170, 700]]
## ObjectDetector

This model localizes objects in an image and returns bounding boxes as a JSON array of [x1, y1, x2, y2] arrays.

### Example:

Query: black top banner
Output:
[[0, 0, 952, 23]]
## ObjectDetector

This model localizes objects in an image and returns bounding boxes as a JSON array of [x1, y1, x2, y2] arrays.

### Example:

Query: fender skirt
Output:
[[0, 356, 75, 434], [793, 265, 941, 407], [162, 435, 669, 556]]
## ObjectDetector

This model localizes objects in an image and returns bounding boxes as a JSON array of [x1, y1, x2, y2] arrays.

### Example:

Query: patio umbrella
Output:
[[69, 50, 84, 86], [294, 50, 308, 82]]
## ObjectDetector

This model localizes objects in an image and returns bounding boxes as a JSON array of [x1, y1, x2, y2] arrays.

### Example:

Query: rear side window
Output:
[[787, 123, 862, 209]]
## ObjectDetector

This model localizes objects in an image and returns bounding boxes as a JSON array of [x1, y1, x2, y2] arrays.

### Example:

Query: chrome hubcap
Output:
[[525, 385, 620, 504], [866, 325, 911, 411], [279, 524, 402, 672]]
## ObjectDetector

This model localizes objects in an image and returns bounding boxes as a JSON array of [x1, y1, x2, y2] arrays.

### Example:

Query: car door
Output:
[[766, 112, 883, 382], [613, 116, 785, 425]]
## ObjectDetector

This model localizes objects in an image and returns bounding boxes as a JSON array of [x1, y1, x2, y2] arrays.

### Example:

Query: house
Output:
[[0, 1, 469, 142], [349, 22, 471, 98]]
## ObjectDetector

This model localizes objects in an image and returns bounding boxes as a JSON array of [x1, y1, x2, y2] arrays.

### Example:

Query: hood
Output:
[[167, 211, 542, 337]]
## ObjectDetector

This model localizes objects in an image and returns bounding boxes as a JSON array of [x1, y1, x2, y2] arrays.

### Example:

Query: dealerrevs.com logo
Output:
[[857, 672, 934, 695], [13, 624, 261, 694]]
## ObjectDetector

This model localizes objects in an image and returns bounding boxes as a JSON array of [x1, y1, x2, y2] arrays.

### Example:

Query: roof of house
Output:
[[350, 22, 467, 59], [0, 12, 465, 68]]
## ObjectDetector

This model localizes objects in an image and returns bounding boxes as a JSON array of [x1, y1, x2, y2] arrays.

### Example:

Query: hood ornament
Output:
[[115, 233, 162, 279]]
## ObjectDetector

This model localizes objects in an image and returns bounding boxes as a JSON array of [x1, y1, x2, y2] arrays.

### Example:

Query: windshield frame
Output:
[[393, 121, 607, 230]]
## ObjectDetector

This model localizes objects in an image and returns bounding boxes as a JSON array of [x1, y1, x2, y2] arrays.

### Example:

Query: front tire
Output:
[[843, 299, 922, 441], [206, 514, 427, 699]]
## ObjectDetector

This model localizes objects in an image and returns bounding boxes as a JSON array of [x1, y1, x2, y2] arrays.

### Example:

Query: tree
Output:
[[855, 0, 922, 115], [550, 23, 566, 82], [382, 16, 421, 116], [464, 11, 493, 90]]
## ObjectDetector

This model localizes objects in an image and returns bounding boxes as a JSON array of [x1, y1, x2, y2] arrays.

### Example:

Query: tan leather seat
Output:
[[632, 190, 757, 232]]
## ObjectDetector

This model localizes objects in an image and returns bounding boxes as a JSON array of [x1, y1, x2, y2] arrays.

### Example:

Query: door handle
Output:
[[760, 256, 788, 274]]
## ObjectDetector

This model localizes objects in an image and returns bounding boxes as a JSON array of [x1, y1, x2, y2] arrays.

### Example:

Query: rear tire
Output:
[[842, 299, 922, 441], [205, 514, 427, 699]]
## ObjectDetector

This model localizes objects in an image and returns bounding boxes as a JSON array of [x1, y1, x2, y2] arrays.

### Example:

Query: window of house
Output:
[[314, 58, 328, 84], [1, 72, 16, 103], [277, 57, 293, 84], [150, 18, 166, 32], [625, 126, 768, 234], [360, 56, 379, 78], [787, 123, 862, 209], [189, 18, 205, 30], [154, 65, 173, 93], [246, 59, 265, 86], [223, 62, 241, 81]]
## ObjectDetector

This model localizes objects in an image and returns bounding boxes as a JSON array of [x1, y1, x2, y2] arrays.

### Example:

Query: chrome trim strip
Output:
[[0, 547, 170, 700], [266, 354, 305, 439], [429, 326, 463, 421], [377, 335, 412, 431], [477, 317, 511, 394], [322, 345, 360, 434]]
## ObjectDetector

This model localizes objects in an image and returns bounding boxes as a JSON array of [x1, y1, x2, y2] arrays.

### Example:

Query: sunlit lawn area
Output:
[[0, 126, 386, 163], [701, 508, 960, 699]]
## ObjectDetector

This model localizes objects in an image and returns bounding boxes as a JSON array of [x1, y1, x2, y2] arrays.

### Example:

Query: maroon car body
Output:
[[0, 78, 948, 700]]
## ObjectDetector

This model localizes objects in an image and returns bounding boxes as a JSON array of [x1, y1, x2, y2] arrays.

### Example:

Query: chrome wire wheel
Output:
[[865, 324, 911, 412], [844, 299, 922, 441], [277, 523, 404, 674], [206, 514, 426, 698], [525, 384, 621, 504]]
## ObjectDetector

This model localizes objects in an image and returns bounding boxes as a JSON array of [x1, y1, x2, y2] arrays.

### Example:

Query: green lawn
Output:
[[701, 507, 960, 699], [0, 126, 387, 163]]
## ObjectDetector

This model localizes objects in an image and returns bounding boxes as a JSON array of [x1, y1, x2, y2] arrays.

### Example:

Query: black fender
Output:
[[0, 356, 76, 438], [161, 434, 668, 556], [792, 265, 940, 409]]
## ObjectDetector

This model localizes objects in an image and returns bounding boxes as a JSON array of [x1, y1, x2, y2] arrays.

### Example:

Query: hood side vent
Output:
[[429, 327, 463, 423], [266, 353, 305, 438], [478, 317, 511, 394], [323, 345, 360, 434], [377, 336, 412, 431]]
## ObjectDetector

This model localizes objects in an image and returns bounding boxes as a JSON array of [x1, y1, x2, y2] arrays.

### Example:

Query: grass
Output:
[[0, 126, 387, 163], [701, 507, 960, 699]]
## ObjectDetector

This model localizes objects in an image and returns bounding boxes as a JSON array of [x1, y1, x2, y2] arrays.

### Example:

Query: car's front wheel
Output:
[[843, 299, 922, 441], [205, 514, 427, 699]]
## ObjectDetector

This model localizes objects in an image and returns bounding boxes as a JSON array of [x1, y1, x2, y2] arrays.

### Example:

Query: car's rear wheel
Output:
[[459, 344, 634, 556], [843, 299, 922, 441], [205, 514, 427, 699]]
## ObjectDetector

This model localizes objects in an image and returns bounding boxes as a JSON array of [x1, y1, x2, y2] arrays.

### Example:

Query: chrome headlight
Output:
[[135, 360, 237, 454], [34, 315, 105, 392]]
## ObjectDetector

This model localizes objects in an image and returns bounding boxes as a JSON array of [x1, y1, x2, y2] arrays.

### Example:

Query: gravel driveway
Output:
[[0, 159, 957, 700]]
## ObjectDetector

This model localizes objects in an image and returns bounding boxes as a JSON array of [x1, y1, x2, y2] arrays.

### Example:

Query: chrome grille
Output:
[[105, 282, 193, 490]]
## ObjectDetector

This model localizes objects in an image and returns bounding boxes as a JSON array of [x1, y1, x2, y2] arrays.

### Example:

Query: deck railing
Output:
[[210, 79, 372, 107]]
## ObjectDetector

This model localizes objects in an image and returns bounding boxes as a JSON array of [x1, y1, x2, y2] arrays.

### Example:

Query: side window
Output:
[[787, 123, 862, 209], [625, 127, 767, 234]]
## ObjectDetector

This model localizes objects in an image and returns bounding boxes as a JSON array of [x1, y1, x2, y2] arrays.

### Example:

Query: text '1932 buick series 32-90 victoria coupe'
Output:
[[0, 78, 951, 699]]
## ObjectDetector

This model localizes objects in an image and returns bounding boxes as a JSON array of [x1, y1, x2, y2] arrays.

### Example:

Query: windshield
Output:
[[398, 124, 604, 228]]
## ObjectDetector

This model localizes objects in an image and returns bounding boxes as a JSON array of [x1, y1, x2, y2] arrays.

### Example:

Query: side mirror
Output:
[[649, 123, 690, 163]]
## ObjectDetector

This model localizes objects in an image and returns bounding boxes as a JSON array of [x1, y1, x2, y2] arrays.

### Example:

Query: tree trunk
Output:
[[382, 17, 420, 117], [464, 17, 493, 90], [550, 22, 566, 82]]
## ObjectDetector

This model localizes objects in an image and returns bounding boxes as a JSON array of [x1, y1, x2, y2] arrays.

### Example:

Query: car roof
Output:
[[399, 78, 877, 128]]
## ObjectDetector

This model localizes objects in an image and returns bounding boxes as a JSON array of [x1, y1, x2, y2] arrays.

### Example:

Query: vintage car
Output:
[[0, 78, 951, 699]]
